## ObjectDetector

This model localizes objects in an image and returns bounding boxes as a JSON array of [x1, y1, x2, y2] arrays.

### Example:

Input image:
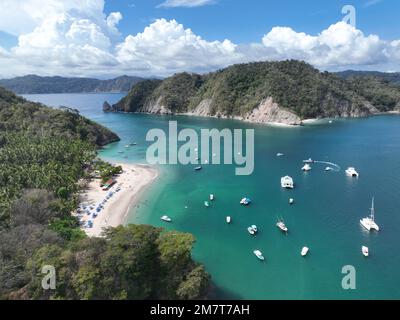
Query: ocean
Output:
[[24, 93, 400, 299]]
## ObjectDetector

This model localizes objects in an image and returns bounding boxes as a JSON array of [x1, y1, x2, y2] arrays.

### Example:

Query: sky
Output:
[[0, 0, 399, 79]]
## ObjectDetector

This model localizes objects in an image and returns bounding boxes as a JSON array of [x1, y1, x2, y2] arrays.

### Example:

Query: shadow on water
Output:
[[208, 281, 243, 300]]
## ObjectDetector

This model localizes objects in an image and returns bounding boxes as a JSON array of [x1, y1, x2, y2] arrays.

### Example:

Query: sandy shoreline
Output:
[[75, 163, 158, 237]]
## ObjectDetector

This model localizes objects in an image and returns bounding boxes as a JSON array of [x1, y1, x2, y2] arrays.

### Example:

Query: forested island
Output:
[[105, 60, 400, 125], [0, 87, 210, 300], [0, 75, 145, 94]]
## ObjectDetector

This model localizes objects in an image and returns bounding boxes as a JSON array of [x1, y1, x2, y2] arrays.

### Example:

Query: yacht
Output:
[[226, 216, 231, 224], [301, 247, 309, 257], [209, 194, 215, 201], [281, 176, 294, 189], [276, 219, 288, 232], [161, 215, 172, 222], [240, 197, 252, 205], [253, 250, 265, 261], [362, 246, 369, 257], [302, 164, 312, 171], [346, 167, 359, 177], [360, 198, 380, 232]]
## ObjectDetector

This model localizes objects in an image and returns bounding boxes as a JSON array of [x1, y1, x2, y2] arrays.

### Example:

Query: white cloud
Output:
[[0, 1, 399, 78], [157, 0, 215, 8]]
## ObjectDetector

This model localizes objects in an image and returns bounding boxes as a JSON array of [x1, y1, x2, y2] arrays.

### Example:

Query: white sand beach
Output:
[[76, 163, 158, 237]]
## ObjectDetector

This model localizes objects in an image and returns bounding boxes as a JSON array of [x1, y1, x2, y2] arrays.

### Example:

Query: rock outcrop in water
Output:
[[106, 60, 400, 125]]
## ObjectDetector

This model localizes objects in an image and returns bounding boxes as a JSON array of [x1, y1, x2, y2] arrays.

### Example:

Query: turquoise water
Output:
[[24, 93, 400, 300]]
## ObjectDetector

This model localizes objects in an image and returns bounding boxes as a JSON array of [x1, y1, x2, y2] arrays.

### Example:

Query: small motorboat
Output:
[[346, 167, 359, 178], [204, 201, 210, 207], [325, 167, 333, 171], [209, 194, 215, 201], [289, 198, 294, 205], [240, 197, 252, 205], [303, 158, 314, 164], [302, 164, 312, 171], [276, 219, 288, 233], [277, 153, 284, 157], [362, 246, 369, 257], [247, 226, 256, 235], [226, 216, 231, 224], [281, 176, 294, 189], [253, 250, 265, 261], [301, 247, 309, 257], [161, 215, 172, 222], [194, 166, 202, 171]]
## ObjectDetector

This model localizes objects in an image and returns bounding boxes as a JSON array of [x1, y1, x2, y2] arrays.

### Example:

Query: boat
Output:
[[209, 194, 214, 201], [281, 176, 294, 189], [277, 153, 284, 157], [204, 201, 210, 207], [253, 250, 265, 261], [247, 226, 256, 235], [303, 158, 314, 163], [302, 164, 312, 171], [362, 246, 369, 257], [301, 247, 309, 257], [360, 197, 380, 232], [346, 167, 359, 177], [276, 219, 288, 232], [161, 215, 172, 222], [289, 198, 294, 205], [226, 216, 231, 224], [194, 166, 202, 171], [325, 167, 333, 171], [129, 142, 137, 146], [240, 197, 252, 205]]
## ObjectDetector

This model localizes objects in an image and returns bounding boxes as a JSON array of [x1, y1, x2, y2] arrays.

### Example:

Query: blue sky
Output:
[[0, 0, 399, 78]]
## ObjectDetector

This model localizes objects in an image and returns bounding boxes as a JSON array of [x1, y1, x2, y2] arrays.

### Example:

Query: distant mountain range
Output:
[[0, 75, 146, 94], [105, 60, 400, 125]]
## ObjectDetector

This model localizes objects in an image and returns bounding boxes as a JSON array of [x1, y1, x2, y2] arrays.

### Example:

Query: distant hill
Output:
[[0, 75, 146, 94], [106, 60, 400, 125], [337, 70, 400, 86]]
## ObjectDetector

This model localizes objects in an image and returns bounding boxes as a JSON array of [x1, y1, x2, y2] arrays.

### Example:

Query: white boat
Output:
[[277, 153, 284, 157], [303, 158, 314, 164], [325, 167, 333, 171], [276, 219, 288, 232], [204, 201, 210, 207], [360, 197, 380, 232], [226, 216, 231, 224], [161, 215, 172, 222], [251, 225, 258, 233], [289, 198, 294, 205], [301, 247, 309, 257], [302, 164, 312, 171], [194, 166, 202, 171], [346, 167, 359, 177], [240, 197, 252, 205], [281, 176, 294, 189], [209, 194, 214, 201], [253, 250, 265, 261], [247, 226, 256, 235], [362, 246, 369, 257]]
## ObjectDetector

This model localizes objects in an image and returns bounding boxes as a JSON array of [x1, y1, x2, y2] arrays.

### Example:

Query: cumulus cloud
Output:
[[157, 0, 216, 8], [0, 1, 399, 78]]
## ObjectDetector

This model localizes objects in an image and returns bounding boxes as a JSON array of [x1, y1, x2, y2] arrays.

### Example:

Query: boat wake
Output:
[[313, 161, 341, 172]]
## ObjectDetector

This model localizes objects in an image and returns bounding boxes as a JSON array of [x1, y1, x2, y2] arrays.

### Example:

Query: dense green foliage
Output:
[[25, 225, 210, 300], [93, 160, 123, 183], [112, 60, 400, 119], [338, 70, 400, 86], [0, 75, 145, 94], [0, 87, 210, 300]]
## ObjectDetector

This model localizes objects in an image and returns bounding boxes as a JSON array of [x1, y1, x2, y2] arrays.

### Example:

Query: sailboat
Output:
[[360, 197, 380, 232]]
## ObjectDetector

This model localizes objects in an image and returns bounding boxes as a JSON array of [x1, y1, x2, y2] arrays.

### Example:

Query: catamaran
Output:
[[360, 197, 380, 231]]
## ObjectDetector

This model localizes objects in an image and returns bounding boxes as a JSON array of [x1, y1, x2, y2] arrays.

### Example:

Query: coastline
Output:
[[76, 163, 158, 237]]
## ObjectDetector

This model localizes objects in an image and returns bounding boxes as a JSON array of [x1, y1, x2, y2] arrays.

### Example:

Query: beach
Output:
[[76, 163, 158, 237]]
